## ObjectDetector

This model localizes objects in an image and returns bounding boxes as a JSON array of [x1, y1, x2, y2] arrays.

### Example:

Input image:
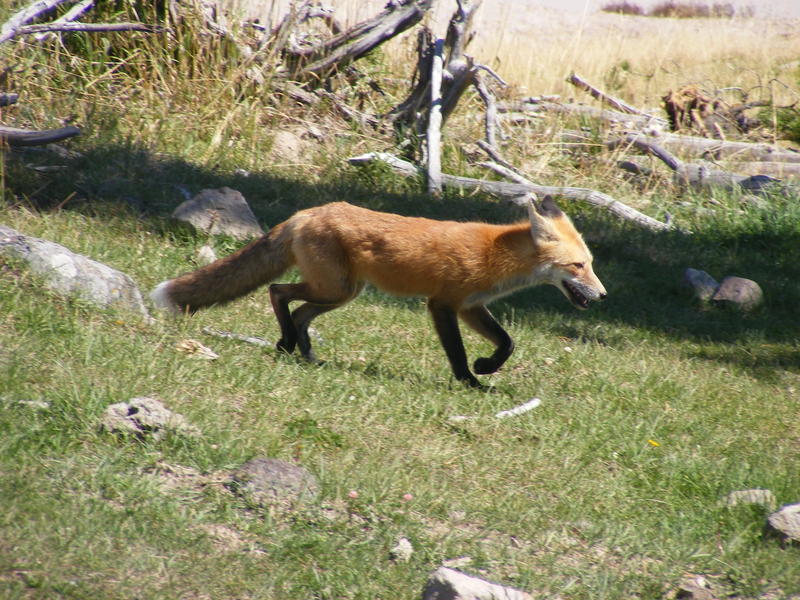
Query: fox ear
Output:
[[525, 194, 558, 241]]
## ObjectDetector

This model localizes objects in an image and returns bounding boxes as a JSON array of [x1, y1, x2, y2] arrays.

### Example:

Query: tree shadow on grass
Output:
[[4, 142, 799, 377]]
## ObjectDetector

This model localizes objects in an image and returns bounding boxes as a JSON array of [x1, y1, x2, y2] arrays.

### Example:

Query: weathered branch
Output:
[[348, 152, 672, 232], [567, 72, 657, 118], [7, 22, 165, 40], [0, 0, 72, 44], [0, 124, 80, 146], [502, 98, 668, 128], [562, 129, 800, 163], [427, 38, 445, 195], [285, 0, 432, 80], [33, 0, 93, 40]]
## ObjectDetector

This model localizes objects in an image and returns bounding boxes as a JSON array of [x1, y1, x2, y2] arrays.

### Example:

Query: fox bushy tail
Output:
[[151, 222, 293, 313]]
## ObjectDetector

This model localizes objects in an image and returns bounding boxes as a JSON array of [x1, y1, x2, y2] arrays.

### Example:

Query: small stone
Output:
[[196, 244, 217, 266], [675, 574, 715, 600], [724, 489, 777, 510], [100, 397, 198, 440], [390, 537, 413, 562], [767, 502, 800, 542], [422, 567, 532, 600], [171, 187, 264, 240], [683, 268, 719, 302], [711, 276, 763, 311], [228, 457, 319, 508]]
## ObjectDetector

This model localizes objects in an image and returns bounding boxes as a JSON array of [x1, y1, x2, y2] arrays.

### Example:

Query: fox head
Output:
[[527, 195, 607, 310]]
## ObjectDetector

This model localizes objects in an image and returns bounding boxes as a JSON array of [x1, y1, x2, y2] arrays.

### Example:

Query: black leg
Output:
[[427, 299, 482, 388], [291, 302, 337, 363], [269, 283, 298, 354], [459, 305, 515, 375]]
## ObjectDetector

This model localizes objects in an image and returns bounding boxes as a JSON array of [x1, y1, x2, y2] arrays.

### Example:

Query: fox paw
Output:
[[473, 357, 501, 375]]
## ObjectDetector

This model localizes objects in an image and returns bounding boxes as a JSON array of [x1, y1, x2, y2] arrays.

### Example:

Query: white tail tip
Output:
[[150, 280, 179, 314]]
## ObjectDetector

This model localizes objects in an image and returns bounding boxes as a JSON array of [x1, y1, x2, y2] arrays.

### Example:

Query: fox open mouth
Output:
[[563, 280, 590, 309]]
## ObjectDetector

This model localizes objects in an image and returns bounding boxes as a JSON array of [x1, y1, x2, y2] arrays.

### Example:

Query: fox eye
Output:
[[571, 262, 585, 270]]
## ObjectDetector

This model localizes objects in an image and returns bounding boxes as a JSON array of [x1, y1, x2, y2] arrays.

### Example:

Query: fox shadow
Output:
[[7, 141, 799, 376]]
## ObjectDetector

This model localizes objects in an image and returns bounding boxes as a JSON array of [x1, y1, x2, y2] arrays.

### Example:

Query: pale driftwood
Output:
[[562, 129, 800, 163], [286, 0, 432, 80], [427, 38, 444, 195], [605, 133, 791, 195], [502, 99, 667, 128], [0, 124, 80, 146], [388, 0, 483, 138], [33, 0, 93, 41], [202, 327, 271, 347], [0, 0, 70, 44], [731, 161, 800, 179], [7, 22, 164, 40], [348, 152, 672, 231], [474, 73, 499, 148], [567, 72, 656, 118]]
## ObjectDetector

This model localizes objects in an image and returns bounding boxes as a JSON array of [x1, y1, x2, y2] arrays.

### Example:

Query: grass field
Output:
[[2, 1, 800, 598]]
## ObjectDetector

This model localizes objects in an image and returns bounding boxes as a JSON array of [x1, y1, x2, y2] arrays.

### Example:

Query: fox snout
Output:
[[559, 268, 607, 310]]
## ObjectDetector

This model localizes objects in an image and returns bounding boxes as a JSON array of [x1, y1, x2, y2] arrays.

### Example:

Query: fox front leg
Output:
[[427, 299, 483, 389], [459, 305, 515, 375]]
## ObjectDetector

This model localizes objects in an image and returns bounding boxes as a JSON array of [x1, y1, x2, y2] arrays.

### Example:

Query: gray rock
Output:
[[674, 575, 716, 600], [229, 457, 319, 508], [0, 225, 149, 317], [767, 502, 800, 542], [390, 537, 414, 562], [422, 567, 532, 600], [171, 187, 263, 240], [711, 276, 763, 310], [724, 489, 777, 510], [683, 268, 719, 302], [100, 397, 198, 440]]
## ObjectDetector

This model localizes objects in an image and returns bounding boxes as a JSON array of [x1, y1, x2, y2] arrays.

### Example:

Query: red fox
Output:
[[151, 195, 606, 388]]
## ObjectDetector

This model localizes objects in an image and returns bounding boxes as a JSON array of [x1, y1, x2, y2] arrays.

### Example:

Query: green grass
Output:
[[2, 2, 800, 598]]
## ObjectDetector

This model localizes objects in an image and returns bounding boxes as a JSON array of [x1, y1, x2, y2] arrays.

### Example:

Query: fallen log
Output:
[[605, 134, 792, 195], [348, 152, 672, 232], [284, 0, 431, 81], [562, 129, 800, 163], [567, 72, 657, 119], [501, 99, 667, 129], [0, 124, 80, 146]]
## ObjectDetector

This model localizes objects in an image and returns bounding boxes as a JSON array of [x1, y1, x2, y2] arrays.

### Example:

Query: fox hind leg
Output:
[[269, 281, 363, 361], [459, 305, 514, 375]]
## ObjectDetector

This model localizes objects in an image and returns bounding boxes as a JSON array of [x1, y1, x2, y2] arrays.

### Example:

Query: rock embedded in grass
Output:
[[711, 276, 763, 311], [171, 187, 264, 240], [724, 488, 777, 510], [683, 268, 719, 302], [228, 457, 319, 509], [0, 225, 150, 317], [767, 503, 800, 542], [421, 567, 532, 600], [100, 397, 199, 440]]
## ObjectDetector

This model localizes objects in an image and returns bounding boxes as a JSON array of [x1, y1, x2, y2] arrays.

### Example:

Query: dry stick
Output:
[[0, 0, 73, 44], [6, 22, 165, 41], [0, 124, 80, 146], [567, 72, 656, 118], [33, 0, 93, 41], [561, 129, 800, 163], [348, 152, 672, 232], [427, 38, 444, 195], [473, 74, 498, 148]]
